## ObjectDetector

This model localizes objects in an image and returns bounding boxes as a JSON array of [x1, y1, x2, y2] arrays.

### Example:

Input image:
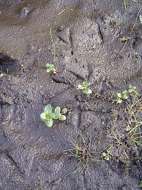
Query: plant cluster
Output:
[[40, 104, 66, 127], [74, 144, 89, 161], [125, 97, 142, 146], [77, 81, 92, 96], [115, 85, 139, 104], [110, 95, 142, 163], [46, 64, 56, 74], [101, 146, 112, 161]]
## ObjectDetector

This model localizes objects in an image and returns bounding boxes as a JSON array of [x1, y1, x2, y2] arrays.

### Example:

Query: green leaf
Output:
[[122, 90, 128, 95], [117, 93, 122, 98], [46, 64, 56, 73], [117, 99, 123, 104], [77, 84, 83, 90], [46, 119, 53, 127], [62, 108, 68, 114], [54, 107, 61, 119], [87, 89, 92, 95], [123, 94, 129, 100], [122, 90, 129, 100], [40, 112, 47, 120], [55, 106, 61, 115], [59, 115, 66, 121], [44, 104, 52, 113]]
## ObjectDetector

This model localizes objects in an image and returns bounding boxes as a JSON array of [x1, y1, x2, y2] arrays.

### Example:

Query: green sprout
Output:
[[73, 144, 90, 162], [127, 85, 139, 97], [116, 90, 129, 104], [101, 146, 112, 161], [77, 81, 92, 96], [46, 64, 56, 74], [75, 144, 83, 159], [40, 104, 66, 128], [115, 85, 139, 104]]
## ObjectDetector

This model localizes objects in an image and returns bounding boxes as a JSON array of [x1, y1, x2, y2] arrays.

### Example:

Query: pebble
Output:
[[20, 7, 32, 18]]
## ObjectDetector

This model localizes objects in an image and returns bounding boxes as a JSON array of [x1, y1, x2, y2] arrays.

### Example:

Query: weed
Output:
[[110, 95, 142, 162], [64, 134, 96, 169], [73, 144, 90, 161], [40, 104, 66, 127], [101, 146, 112, 161], [46, 64, 56, 74], [115, 85, 139, 104], [116, 90, 129, 104], [125, 97, 142, 146], [77, 81, 92, 96]]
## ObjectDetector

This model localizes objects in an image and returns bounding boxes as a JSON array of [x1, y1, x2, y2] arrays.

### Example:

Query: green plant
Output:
[[115, 85, 139, 104], [74, 144, 88, 160], [101, 146, 112, 161], [116, 90, 129, 104], [125, 97, 142, 146], [64, 134, 95, 165], [77, 81, 92, 96], [40, 104, 66, 127], [46, 64, 56, 74], [110, 95, 142, 163]]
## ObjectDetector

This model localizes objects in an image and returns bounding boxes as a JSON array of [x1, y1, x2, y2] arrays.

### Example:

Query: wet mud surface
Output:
[[0, 0, 142, 189]]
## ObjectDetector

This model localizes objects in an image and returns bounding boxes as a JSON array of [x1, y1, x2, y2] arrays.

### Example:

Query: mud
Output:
[[0, 0, 142, 189]]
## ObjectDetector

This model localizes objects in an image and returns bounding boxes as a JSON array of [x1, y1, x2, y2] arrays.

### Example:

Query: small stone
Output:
[[20, 7, 32, 18]]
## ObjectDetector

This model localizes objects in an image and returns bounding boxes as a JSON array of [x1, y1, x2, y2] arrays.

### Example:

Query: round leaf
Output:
[[62, 108, 68, 114], [59, 115, 66, 121], [117, 93, 122, 98], [87, 89, 92, 95], [40, 113, 46, 120], [46, 119, 53, 128]]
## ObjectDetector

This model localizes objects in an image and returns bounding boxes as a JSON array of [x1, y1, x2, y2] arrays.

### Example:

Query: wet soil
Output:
[[0, 0, 142, 189]]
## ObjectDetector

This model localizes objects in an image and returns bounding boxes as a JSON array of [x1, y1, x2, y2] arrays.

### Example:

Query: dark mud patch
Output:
[[0, 53, 20, 74], [0, 0, 142, 190]]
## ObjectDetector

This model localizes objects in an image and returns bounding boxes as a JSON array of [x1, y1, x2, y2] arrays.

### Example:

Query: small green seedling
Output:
[[116, 90, 129, 104], [46, 64, 56, 74], [77, 81, 92, 96], [74, 144, 90, 162], [115, 85, 139, 104], [101, 146, 112, 161], [40, 104, 66, 127], [127, 85, 139, 97], [75, 145, 83, 159]]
